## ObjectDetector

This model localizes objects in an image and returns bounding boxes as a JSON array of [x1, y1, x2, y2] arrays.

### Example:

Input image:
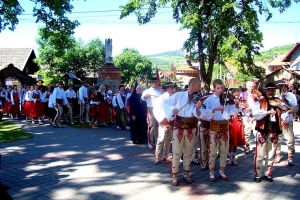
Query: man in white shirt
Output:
[[65, 85, 76, 124], [252, 83, 283, 183], [78, 80, 90, 124], [199, 79, 241, 182], [141, 77, 162, 150], [153, 82, 174, 165], [52, 81, 68, 127], [163, 78, 202, 186], [240, 80, 258, 154], [272, 81, 297, 166]]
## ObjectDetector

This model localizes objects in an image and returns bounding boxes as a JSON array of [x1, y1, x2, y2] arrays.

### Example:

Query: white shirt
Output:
[[28, 90, 42, 102], [48, 94, 54, 108], [116, 92, 127, 109], [199, 93, 241, 121], [78, 86, 88, 103], [163, 91, 197, 121], [52, 87, 67, 106], [141, 87, 162, 108], [112, 94, 117, 107], [10, 89, 20, 105], [65, 89, 76, 99], [19, 88, 27, 101], [5, 90, 12, 101], [0, 89, 5, 98], [281, 111, 293, 123], [42, 92, 51, 103], [153, 92, 170, 123]]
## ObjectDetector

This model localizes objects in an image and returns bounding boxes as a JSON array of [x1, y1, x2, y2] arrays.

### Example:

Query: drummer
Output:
[[273, 80, 297, 166]]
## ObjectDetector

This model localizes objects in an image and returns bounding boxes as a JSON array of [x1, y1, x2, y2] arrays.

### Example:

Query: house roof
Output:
[[176, 65, 199, 72], [282, 42, 300, 62], [0, 48, 35, 71], [267, 54, 286, 66]]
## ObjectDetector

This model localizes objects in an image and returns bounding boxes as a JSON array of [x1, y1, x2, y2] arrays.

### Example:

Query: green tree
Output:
[[0, 0, 79, 35], [114, 48, 153, 84], [86, 38, 106, 79], [120, 0, 298, 88], [36, 29, 105, 82]]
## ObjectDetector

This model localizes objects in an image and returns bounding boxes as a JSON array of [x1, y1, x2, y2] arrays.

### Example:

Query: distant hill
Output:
[[146, 43, 296, 69], [254, 44, 295, 62], [146, 50, 185, 57]]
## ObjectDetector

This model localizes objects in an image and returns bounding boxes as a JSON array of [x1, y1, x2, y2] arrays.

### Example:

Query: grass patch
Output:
[[0, 120, 33, 143]]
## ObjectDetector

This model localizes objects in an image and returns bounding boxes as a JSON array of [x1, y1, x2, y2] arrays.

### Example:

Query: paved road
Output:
[[0, 119, 299, 200]]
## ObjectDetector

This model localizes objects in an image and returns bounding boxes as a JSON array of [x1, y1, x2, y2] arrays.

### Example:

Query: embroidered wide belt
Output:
[[210, 120, 229, 133], [56, 98, 63, 104], [160, 118, 174, 126], [200, 119, 210, 129], [173, 116, 197, 129]]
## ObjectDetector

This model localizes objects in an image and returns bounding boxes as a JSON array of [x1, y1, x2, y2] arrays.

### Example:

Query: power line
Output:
[[20, 7, 172, 16]]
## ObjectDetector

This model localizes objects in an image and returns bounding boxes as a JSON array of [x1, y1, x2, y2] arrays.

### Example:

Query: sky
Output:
[[0, 0, 299, 56]]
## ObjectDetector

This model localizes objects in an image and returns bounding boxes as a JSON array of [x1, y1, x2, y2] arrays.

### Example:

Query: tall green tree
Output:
[[86, 38, 106, 79], [114, 48, 153, 84], [120, 0, 298, 88], [0, 0, 79, 35], [36, 29, 105, 83]]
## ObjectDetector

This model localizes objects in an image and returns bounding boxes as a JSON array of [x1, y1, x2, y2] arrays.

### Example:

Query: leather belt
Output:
[[56, 98, 63, 104], [200, 119, 210, 129], [173, 116, 197, 129], [210, 120, 229, 133]]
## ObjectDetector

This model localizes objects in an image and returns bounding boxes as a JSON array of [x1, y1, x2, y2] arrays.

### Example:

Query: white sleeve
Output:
[[252, 101, 267, 121], [116, 93, 125, 109]]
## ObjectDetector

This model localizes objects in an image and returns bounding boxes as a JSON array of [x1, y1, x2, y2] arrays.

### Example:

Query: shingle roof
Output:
[[267, 54, 286, 66], [282, 42, 300, 62], [0, 48, 34, 71]]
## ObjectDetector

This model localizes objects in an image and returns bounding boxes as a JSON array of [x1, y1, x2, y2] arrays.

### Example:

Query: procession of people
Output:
[[0, 76, 299, 187]]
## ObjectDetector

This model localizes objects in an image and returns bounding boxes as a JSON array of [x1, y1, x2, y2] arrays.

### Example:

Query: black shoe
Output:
[[254, 176, 261, 183], [263, 176, 273, 182], [191, 159, 200, 165]]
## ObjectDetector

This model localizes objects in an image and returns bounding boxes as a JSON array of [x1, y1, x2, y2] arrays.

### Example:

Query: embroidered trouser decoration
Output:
[[199, 127, 210, 166], [208, 131, 229, 169], [172, 128, 196, 174], [254, 132, 279, 177]]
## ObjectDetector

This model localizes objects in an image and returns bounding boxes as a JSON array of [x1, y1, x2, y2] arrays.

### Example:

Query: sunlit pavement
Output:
[[0, 118, 299, 200]]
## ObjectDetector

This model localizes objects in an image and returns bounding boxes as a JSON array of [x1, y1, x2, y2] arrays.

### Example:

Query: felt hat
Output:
[[263, 82, 276, 89]]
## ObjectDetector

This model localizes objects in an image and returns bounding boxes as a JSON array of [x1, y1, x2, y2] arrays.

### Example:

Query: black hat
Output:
[[264, 82, 277, 89], [68, 84, 73, 87], [58, 81, 64, 85], [276, 80, 288, 86], [150, 77, 158, 82], [164, 82, 174, 87]]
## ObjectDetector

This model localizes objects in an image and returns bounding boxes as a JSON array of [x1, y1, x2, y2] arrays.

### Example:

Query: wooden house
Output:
[[0, 48, 39, 87]]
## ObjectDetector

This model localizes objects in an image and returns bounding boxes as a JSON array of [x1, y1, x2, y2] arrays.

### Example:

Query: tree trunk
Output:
[[197, 31, 209, 89]]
